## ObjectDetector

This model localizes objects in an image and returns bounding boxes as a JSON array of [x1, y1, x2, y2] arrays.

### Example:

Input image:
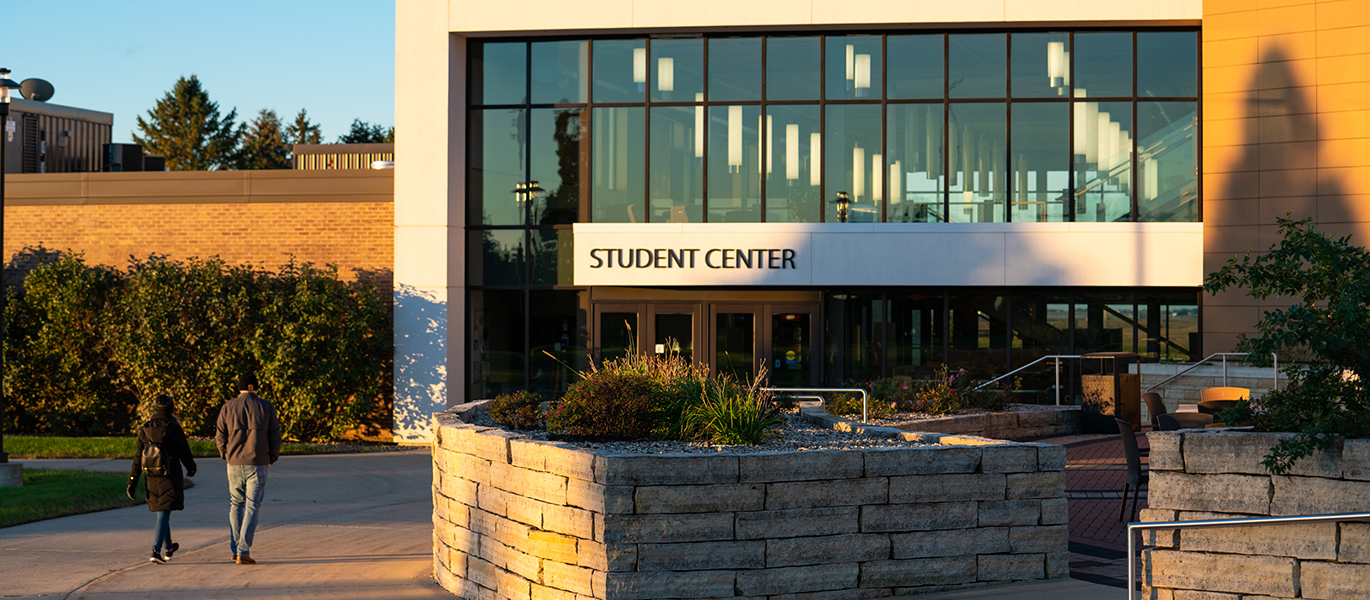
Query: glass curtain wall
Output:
[[471, 30, 1198, 227]]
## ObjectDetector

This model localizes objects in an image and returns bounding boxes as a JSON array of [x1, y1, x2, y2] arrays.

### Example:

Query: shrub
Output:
[[489, 390, 544, 430], [547, 371, 667, 440], [1206, 216, 1370, 474], [678, 377, 783, 445]]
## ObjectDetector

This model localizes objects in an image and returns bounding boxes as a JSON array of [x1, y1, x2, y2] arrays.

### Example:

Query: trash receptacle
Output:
[[1081, 352, 1141, 432]]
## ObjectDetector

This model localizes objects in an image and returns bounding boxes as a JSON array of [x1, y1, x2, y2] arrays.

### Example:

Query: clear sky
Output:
[[3, 0, 395, 143]]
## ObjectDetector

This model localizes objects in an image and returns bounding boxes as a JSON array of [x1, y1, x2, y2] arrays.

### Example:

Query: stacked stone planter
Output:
[[807, 405, 1081, 441], [1141, 429, 1370, 599], [432, 402, 1069, 600]]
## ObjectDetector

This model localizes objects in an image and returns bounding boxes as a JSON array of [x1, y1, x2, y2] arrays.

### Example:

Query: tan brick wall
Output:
[[1203, 0, 1370, 353], [2, 170, 394, 291]]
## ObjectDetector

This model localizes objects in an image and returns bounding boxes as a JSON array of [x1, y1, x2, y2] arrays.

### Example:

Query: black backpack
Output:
[[141, 433, 170, 477]]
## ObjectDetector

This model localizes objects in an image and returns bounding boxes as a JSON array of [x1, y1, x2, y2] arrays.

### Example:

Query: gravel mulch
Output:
[[468, 409, 935, 454]]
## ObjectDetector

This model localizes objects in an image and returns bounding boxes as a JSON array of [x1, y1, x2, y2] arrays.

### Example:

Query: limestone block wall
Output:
[[1141, 429, 1370, 599], [432, 403, 1070, 600]]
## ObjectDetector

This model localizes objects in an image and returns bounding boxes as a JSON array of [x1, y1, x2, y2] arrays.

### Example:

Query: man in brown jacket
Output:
[[215, 372, 281, 565]]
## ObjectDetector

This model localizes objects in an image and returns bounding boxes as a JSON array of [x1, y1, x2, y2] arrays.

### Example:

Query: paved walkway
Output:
[[1, 449, 448, 600]]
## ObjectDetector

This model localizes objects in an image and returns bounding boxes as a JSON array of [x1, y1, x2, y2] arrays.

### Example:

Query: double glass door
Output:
[[593, 301, 818, 386]]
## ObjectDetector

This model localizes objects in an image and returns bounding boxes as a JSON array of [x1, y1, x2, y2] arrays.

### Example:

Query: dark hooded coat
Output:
[[129, 407, 198, 512]]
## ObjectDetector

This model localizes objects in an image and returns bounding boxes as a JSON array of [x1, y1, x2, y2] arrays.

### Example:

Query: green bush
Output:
[[4, 252, 390, 441], [827, 367, 1019, 419], [547, 371, 667, 440], [489, 390, 544, 430], [1206, 216, 1370, 474], [679, 378, 783, 445]]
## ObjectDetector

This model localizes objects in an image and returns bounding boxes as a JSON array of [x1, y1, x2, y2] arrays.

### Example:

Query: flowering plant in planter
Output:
[[1205, 216, 1370, 474]]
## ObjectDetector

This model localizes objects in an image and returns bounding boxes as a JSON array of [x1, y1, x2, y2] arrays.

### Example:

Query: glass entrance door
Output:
[[711, 306, 760, 383], [768, 309, 812, 387], [648, 304, 702, 365], [594, 303, 645, 363]]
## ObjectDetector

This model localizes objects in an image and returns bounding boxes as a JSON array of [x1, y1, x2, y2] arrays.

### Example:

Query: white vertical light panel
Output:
[[810, 133, 821, 187], [658, 57, 674, 92], [853, 146, 865, 199], [872, 153, 883, 202], [633, 48, 647, 84], [786, 124, 799, 181], [728, 105, 743, 171], [694, 93, 704, 158]]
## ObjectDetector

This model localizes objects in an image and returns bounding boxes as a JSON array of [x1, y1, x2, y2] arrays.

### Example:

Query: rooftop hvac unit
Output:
[[103, 143, 144, 172]]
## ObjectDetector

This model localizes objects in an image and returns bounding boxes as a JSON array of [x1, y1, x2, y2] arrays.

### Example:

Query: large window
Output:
[[471, 30, 1198, 225]]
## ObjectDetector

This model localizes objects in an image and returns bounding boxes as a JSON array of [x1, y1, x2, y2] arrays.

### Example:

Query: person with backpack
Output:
[[127, 393, 197, 564]]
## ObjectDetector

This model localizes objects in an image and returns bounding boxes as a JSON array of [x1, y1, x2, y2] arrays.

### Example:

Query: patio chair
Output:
[[1200, 386, 1249, 402], [1116, 418, 1148, 522], [1143, 392, 1168, 427], [1156, 412, 1215, 431]]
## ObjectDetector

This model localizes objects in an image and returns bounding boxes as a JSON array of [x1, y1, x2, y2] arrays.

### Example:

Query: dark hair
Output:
[[237, 372, 259, 391], [150, 393, 178, 421]]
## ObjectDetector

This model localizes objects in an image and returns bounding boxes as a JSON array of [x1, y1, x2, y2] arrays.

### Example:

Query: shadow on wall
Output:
[[1207, 45, 1351, 348], [393, 284, 447, 443], [3, 244, 66, 288]]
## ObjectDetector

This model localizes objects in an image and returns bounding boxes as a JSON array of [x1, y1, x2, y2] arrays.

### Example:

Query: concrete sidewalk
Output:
[[1, 449, 448, 599], [5, 449, 1124, 600]]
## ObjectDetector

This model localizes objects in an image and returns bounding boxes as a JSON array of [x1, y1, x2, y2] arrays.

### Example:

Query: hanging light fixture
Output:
[[810, 133, 821, 187], [512, 181, 544, 208], [728, 105, 742, 172], [1047, 41, 1066, 94], [657, 57, 674, 92], [872, 153, 883, 203], [632, 47, 647, 90], [694, 93, 704, 159], [786, 124, 799, 181], [854, 54, 871, 97], [852, 146, 865, 200]]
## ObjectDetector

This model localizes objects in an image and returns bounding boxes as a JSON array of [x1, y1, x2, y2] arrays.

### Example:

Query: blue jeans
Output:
[[153, 510, 171, 554], [227, 464, 268, 556]]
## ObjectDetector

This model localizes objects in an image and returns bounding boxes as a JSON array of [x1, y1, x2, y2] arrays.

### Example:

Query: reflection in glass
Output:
[[592, 107, 645, 223], [709, 38, 762, 101], [530, 291, 587, 398], [1073, 101, 1132, 222], [1074, 33, 1132, 98], [531, 40, 588, 104], [949, 103, 1006, 223], [888, 35, 944, 99], [1012, 33, 1071, 98], [949, 34, 1006, 98], [530, 109, 585, 225], [470, 109, 526, 225], [655, 313, 693, 362], [826, 36, 882, 100], [650, 106, 703, 222], [708, 105, 761, 223], [1137, 294, 1199, 362], [470, 290, 525, 400], [469, 229, 525, 286], [473, 42, 527, 105], [889, 293, 945, 380], [828, 294, 885, 383], [765, 105, 821, 223], [1138, 32, 1198, 98], [825, 104, 882, 222], [1011, 293, 1071, 402], [1075, 294, 1134, 354], [1011, 103, 1069, 222], [771, 313, 811, 387], [887, 104, 945, 222], [766, 37, 821, 100], [1137, 102, 1198, 222], [592, 39, 646, 103], [651, 39, 703, 102], [716, 313, 755, 382], [600, 312, 638, 362], [530, 229, 574, 286], [948, 294, 1008, 379]]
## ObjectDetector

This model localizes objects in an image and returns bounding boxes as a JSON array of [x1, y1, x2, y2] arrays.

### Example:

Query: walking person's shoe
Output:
[[164, 542, 179, 560], [236, 553, 256, 565], [149, 552, 167, 564]]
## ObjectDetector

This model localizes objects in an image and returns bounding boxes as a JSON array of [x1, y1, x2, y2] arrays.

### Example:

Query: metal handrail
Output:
[[762, 387, 870, 423], [1144, 352, 1278, 393], [974, 355, 1082, 406], [1127, 512, 1370, 600]]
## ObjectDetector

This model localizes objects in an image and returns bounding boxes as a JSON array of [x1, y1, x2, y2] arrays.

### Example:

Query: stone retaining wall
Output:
[[806, 406, 1080, 441], [432, 402, 1069, 599], [1141, 429, 1370, 600]]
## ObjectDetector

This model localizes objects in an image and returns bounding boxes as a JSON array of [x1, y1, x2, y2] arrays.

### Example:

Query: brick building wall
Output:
[[3, 170, 394, 290], [1203, 0, 1370, 353]]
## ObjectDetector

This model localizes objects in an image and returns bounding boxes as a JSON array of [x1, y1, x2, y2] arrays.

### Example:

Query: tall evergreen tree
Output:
[[239, 109, 292, 170], [285, 109, 322, 146], [133, 75, 241, 170], [337, 119, 391, 144]]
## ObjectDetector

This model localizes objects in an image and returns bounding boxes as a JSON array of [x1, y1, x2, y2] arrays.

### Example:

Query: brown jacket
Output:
[[215, 391, 282, 466]]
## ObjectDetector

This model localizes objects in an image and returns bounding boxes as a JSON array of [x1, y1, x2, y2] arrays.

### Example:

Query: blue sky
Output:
[[4, 0, 395, 143]]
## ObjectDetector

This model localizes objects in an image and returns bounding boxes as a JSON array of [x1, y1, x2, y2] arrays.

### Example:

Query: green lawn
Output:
[[0, 468, 142, 528], [6, 435, 396, 460]]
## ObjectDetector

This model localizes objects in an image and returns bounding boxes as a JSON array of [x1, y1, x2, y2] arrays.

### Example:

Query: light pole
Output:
[[0, 68, 19, 466], [830, 191, 852, 223]]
